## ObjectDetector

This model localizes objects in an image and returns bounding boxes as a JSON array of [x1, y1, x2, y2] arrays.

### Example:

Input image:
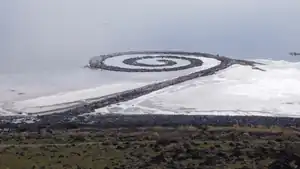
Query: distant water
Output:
[[0, 0, 300, 102]]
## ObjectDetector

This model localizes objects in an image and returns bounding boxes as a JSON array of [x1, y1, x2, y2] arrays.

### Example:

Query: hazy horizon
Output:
[[1, 0, 300, 74], [1, 0, 300, 117]]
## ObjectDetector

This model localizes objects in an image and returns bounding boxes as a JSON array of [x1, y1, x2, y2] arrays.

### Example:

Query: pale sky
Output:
[[1, 0, 300, 73]]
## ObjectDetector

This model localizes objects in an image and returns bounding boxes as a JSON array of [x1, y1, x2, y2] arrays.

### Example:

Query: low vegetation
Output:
[[0, 125, 300, 169]]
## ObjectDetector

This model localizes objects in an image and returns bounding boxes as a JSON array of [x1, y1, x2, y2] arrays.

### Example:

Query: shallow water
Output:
[[1, 0, 300, 102]]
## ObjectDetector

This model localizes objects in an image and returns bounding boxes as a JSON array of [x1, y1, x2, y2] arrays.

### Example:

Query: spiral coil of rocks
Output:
[[88, 51, 221, 72]]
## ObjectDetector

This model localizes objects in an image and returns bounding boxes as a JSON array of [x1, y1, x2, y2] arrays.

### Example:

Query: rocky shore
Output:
[[1, 114, 300, 132]]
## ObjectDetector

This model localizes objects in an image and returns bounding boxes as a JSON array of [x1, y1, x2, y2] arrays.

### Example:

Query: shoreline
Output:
[[1, 114, 299, 131]]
